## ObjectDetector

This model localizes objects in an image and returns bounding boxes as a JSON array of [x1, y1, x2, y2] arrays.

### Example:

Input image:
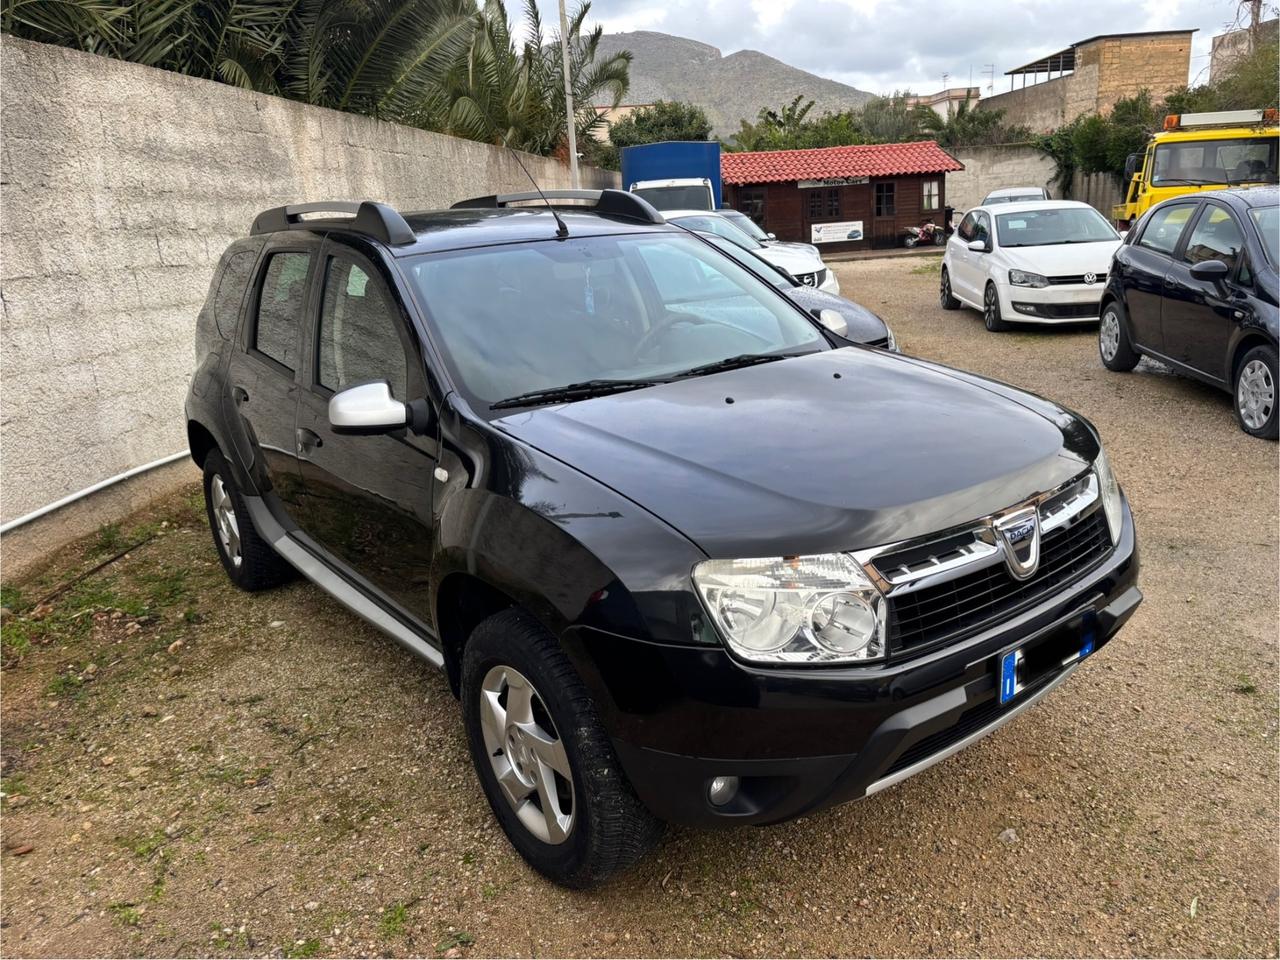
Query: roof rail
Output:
[[451, 188, 665, 224], [250, 201, 417, 245]]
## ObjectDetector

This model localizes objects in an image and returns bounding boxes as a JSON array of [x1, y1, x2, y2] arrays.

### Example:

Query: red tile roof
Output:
[[721, 140, 964, 185]]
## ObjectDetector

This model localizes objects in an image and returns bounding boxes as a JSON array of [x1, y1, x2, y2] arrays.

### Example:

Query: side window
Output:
[[253, 252, 311, 369], [1183, 205, 1244, 272], [922, 180, 940, 212], [214, 250, 258, 338], [1137, 204, 1196, 256], [974, 212, 991, 244], [317, 257, 408, 399], [1238, 253, 1255, 289], [957, 212, 976, 242]]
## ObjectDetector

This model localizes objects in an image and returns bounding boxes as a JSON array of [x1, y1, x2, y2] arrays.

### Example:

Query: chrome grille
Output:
[[796, 269, 826, 288]]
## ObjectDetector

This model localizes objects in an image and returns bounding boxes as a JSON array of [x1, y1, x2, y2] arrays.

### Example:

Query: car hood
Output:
[[782, 288, 888, 343], [493, 348, 1098, 558], [770, 240, 822, 258], [1000, 241, 1120, 276], [755, 244, 825, 275]]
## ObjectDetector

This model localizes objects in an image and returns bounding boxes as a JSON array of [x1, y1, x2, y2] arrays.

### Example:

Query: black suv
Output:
[[1099, 186, 1278, 439], [186, 190, 1141, 887]]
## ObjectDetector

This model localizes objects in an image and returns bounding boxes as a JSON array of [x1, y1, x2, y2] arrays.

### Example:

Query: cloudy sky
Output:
[[540, 0, 1273, 96]]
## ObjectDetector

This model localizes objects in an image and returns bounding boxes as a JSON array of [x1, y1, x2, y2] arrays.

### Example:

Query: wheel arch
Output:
[[187, 419, 219, 468], [435, 571, 522, 695], [1230, 332, 1277, 382]]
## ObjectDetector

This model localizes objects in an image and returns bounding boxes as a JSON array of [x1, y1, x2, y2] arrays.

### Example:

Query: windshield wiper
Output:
[[667, 352, 802, 381], [1153, 178, 1217, 186], [490, 378, 663, 410]]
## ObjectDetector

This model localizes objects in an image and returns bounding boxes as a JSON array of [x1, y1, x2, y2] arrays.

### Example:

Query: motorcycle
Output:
[[902, 219, 945, 248]]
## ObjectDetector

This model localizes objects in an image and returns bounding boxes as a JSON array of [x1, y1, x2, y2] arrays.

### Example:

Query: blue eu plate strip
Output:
[[1000, 651, 1018, 705]]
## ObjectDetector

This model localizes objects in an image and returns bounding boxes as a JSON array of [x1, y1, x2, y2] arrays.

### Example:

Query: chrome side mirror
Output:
[[817, 308, 849, 337], [328, 381, 408, 435]]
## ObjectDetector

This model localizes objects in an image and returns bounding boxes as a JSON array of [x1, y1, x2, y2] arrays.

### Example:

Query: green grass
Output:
[[120, 829, 168, 860], [1, 584, 26, 612], [45, 671, 86, 699], [109, 902, 142, 926], [909, 257, 943, 275], [379, 902, 408, 938], [89, 523, 126, 557], [285, 939, 321, 958], [1233, 675, 1258, 695], [436, 931, 474, 954]]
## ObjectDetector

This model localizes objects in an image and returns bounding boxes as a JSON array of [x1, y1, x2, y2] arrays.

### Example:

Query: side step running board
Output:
[[243, 496, 444, 669]]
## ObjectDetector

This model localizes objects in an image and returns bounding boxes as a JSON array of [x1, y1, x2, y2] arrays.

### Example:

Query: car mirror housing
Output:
[[1189, 259, 1230, 283], [816, 308, 850, 337], [328, 381, 409, 435], [967, 239, 988, 253], [766, 232, 777, 241]]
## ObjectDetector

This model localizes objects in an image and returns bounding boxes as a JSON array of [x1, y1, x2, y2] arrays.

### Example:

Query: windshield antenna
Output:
[[506, 144, 570, 239]]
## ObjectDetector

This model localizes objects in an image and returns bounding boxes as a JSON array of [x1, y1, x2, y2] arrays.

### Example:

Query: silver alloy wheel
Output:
[[1237, 358, 1275, 430], [984, 286, 998, 325], [479, 665, 575, 844], [940, 272, 950, 306], [210, 474, 242, 568], [1100, 309, 1120, 362]]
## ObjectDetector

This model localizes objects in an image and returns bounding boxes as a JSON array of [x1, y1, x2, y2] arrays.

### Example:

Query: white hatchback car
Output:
[[665, 210, 840, 295], [940, 201, 1122, 331]]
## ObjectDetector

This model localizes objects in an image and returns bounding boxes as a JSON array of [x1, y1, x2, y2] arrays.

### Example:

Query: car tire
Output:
[[1098, 300, 1140, 372], [1233, 344, 1278, 440], [202, 449, 295, 591], [461, 609, 663, 887], [939, 268, 960, 310], [983, 282, 1009, 332]]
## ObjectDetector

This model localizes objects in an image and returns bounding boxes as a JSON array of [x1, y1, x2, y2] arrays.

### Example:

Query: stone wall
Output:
[[0, 36, 617, 537], [978, 31, 1194, 132], [945, 144, 1058, 212]]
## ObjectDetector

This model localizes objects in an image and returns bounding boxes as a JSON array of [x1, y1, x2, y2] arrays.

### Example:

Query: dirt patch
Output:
[[2, 257, 1277, 957]]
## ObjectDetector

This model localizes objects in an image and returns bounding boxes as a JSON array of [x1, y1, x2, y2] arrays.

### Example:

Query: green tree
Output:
[[727, 95, 866, 151], [857, 91, 932, 143], [918, 99, 1032, 148], [430, 0, 629, 154], [608, 100, 711, 147]]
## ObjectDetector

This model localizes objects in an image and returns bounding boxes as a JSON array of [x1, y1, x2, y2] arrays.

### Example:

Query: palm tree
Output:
[[432, 0, 629, 154]]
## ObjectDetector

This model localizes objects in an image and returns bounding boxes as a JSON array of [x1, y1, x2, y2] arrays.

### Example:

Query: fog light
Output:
[[707, 775, 739, 806]]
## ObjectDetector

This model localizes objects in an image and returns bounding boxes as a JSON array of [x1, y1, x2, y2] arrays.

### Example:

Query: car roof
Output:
[[391, 207, 680, 256], [986, 187, 1046, 197], [973, 199, 1096, 216], [1210, 185, 1279, 209], [663, 209, 730, 219]]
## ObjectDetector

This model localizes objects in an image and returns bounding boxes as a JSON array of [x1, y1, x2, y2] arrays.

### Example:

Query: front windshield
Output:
[[722, 210, 771, 242], [1250, 206, 1278, 264], [693, 232, 794, 289], [669, 214, 766, 250], [1152, 138, 1279, 186], [632, 185, 713, 211], [996, 207, 1119, 247], [405, 233, 825, 407]]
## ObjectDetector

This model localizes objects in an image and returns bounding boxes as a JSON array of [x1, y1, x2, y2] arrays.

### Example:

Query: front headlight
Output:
[[1094, 447, 1123, 544], [1008, 269, 1049, 288], [692, 554, 886, 664]]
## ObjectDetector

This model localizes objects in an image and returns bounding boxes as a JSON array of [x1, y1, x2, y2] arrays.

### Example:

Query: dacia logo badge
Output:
[[994, 506, 1041, 580], [1083, 272, 1097, 284]]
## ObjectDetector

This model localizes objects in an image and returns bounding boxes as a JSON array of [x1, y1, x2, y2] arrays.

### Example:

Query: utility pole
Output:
[[558, 0, 580, 189]]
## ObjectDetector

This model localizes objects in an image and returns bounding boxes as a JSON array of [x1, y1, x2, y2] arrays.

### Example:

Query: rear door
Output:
[[224, 240, 321, 513], [1161, 201, 1248, 382], [292, 237, 441, 626], [1119, 201, 1199, 351], [947, 212, 980, 302]]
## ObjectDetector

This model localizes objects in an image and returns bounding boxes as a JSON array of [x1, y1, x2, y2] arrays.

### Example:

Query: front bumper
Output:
[[819, 271, 841, 295], [562, 497, 1140, 827], [998, 281, 1105, 323]]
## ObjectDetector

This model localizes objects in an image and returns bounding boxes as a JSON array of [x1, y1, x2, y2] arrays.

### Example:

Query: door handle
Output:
[[296, 428, 323, 452], [232, 386, 250, 405]]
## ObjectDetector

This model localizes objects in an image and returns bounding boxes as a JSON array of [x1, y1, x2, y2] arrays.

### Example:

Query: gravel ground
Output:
[[2, 256, 1277, 958]]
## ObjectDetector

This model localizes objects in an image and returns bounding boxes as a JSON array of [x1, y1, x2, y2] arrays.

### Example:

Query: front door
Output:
[[1161, 201, 1246, 383], [293, 240, 441, 626], [1121, 201, 1200, 351], [224, 242, 321, 514]]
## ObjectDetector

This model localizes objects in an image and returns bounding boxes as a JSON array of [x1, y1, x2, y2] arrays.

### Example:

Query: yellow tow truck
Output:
[[1112, 108, 1278, 227]]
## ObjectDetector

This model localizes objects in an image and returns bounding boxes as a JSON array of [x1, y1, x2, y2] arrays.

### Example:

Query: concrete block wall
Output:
[[0, 36, 617, 537], [945, 144, 1058, 213]]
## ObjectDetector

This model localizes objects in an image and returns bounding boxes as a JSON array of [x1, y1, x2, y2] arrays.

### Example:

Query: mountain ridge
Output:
[[595, 31, 875, 138]]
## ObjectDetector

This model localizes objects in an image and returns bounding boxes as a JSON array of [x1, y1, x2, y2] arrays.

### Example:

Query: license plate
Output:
[[998, 609, 1099, 705]]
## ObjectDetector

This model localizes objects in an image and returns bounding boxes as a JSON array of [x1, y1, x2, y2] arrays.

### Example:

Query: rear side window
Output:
[[214, 250, 258, 338], [1183, 206, 1244, 271], [316, 257, 408, 399], [253, 252, 311, 369], [1137, 204, 1196, 256]]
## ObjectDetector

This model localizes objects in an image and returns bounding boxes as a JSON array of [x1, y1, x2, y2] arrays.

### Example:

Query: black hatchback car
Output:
[[1098, 186, 1279, 439], [186, 190, 1140, 887]]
